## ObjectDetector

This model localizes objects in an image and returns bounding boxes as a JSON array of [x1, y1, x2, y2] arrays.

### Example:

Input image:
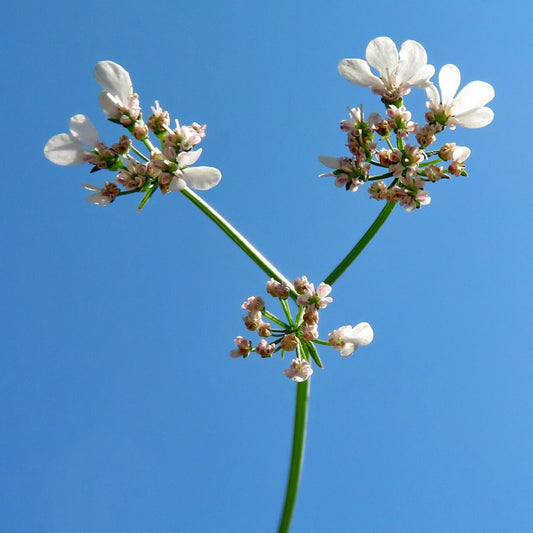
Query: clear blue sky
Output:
[[2, 1, 532, 531]]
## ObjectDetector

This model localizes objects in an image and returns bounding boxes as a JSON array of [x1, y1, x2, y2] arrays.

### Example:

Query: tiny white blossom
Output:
[[451, 145, 471, 163], [81, 182, 120, 206], [44, 114, 99, 166], [318, 155, 342, 174], [166, 149, 222, 192], [168, 166, 222, 192], [426, 64, 494, 128], [338, 37, 435, 102], [94, 61, 139, 120], [329, 322, 374, 357]]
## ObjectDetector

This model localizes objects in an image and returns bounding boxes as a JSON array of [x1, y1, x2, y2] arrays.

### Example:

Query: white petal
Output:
[[397, 40, 433, 86], [455, 107, 494, 128], [425, 84, 440, 104], [406, 64, 435, 88], [168, 176, 187, 192], [318, 155, 341, 169], [94, 60, 132, 105], [347, 322, 374, 346], [365, 37, 398, 76], [438, 64, 461, 106], [340, 342, 357, 358], [452, 146, 471, 162], [181, 166, 222, 190], [69, 115, 99, 148], [97, 91, 118, 116], [82, 183, 101, 191], [338, 59, 383, 90], [452, 81, 495, 116], [86, 192, 111, 206], [178, 148, 203, 166], [44, 133, 88, 165]]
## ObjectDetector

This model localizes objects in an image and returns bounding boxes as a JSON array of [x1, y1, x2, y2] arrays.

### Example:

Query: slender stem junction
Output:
[[180, 187, 395, 533], [181, 187, 297, 298]]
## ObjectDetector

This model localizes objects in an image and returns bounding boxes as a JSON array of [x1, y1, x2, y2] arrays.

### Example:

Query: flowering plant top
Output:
[[44, 37, 494, 381], [321, 37, 494, 212], [44, 36, 495, 533], [45, 61, 221, 210]]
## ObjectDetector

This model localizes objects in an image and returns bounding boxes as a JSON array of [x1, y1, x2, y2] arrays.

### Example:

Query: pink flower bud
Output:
[[255, 339, 276, 358], [280, 333, 299, 352], [230, 336, 252, 358], [301, 323, 319, 340], [242, 311, 263, 331], [284, 358, 313, 382], [303, 307, 319, 325], [266, 279, 290, 299], [258, 322, 272, 337], [241, 296, 265, 312], [294, 276, 311, 295], [439, 143, 456, 161], [133, 123, 149, 140]]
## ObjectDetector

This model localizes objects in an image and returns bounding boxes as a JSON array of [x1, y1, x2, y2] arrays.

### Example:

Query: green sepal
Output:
[[137, 184, 158, 211], [303, 339, 323, 369], [139, 178, 156, 193], [108, 158, 125, 172]]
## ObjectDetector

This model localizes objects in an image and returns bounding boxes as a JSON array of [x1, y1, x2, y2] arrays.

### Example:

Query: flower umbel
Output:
[[231, 277, 373, 381], [322, 38, 494, 211], [45, 61, 221, 210]]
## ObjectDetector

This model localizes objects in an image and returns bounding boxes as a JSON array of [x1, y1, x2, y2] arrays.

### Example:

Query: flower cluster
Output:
[[320, 36, 494, 211], [44, 61, 221, 209], [231, 277, 373, 382]]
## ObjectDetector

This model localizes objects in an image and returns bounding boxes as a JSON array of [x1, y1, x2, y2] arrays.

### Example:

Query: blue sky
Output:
[[2, 0, 532, 531]]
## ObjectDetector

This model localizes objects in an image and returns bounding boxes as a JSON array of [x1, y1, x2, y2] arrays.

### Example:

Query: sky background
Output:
[[2, 0, 532, 532]]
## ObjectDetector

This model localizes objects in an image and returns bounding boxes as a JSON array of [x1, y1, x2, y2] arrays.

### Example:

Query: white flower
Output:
[[81, 182, 120, 206], [94, 60, 139, 120], [172, 166, 222, 191], [318, 155, 342, 175], [166, 148, 222, 191], [451, 145, 471, 163], [338, 37, 435, 102], [44, 114, 99, 165], [328, 322, 374, 357], [426, 64, 495, 128]]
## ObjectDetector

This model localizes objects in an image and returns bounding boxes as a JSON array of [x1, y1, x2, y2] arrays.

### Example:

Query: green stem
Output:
[[130, 145, 149, 162], [323, 201, 395, 286], [280, 298, 295, 327], [277, 379, 310, 533], [367, 171, 394, 181], [312, 339, 331, 346], [180, 187, 297, 298], [263, 310, 289, 329], [180, 188, 394, 533]]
